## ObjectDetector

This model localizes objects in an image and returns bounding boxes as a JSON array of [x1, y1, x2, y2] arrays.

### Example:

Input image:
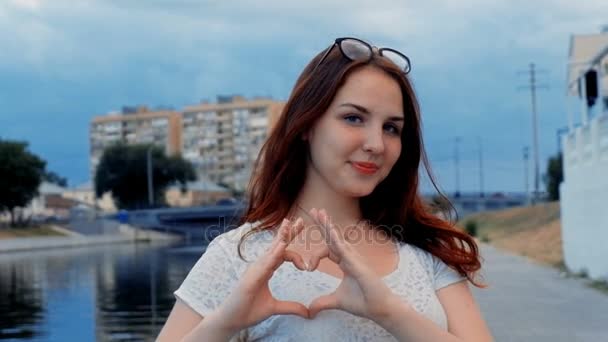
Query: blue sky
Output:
[[1, 0, 606, 194]]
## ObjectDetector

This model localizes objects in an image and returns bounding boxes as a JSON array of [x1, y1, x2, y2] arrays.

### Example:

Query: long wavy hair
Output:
[[238, 42, 484, 287]]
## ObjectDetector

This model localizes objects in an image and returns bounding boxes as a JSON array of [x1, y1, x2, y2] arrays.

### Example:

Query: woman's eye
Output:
[[344, 115, 363, 124], [384, 124, 401, 135]]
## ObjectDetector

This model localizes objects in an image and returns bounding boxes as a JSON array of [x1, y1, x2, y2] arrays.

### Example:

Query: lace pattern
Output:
[[174, 222, 466, 341]]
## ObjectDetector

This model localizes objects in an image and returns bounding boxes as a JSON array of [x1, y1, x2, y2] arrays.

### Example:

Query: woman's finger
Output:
[[310, 208, 330, 244], [283, 250, 308, 271], [306, 244, 329, 271], [308, 293, 339, 318], [318, 209, 345, 263], [253, 218, 293, 276], [306, 208, 344, 267], [273, 300, 310, 319], [273, 218, 292, 248], [274, 217, 304, 247], [267, 218, 306, 270]]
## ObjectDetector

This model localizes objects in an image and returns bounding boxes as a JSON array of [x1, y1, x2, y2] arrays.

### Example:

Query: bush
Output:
[[465, 220, 478, 237]]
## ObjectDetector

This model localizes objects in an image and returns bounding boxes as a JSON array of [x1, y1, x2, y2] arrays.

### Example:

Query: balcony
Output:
[[563, 114, 608, 171]]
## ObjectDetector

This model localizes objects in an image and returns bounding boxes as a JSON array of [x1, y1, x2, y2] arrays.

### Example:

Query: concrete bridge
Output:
[[125, 204, 246, 242]]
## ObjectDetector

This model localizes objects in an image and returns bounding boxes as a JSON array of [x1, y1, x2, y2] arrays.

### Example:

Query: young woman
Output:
[[158, 37, 493, 341]]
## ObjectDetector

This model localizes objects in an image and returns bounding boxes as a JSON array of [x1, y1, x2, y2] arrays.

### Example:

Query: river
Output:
[[0, 241, 204, 342]]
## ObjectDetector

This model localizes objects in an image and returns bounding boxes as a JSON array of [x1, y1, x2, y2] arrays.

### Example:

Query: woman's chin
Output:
[[342, 186, 376, 198]]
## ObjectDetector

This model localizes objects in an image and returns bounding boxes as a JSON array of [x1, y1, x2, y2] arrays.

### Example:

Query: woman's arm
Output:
[[157, 218, 310, 341], [374, 281, 493, 341], [156, 299, 235, 342], [156, 299, 203, 341], [306, 208, 493, 342]]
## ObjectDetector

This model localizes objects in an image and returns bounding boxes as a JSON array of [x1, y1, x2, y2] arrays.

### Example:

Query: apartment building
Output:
[[89, 106, 181, 178], [90, 98, 284, 194], [181, 96, 284, 191]]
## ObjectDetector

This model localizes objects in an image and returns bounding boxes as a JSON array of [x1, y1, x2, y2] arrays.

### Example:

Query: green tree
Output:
[[0, 139, 46, 226], [94, 143, 196, 210], [543, 153, 563, 201], [464, 220, 478, 237], [43, 170, 67, 187]]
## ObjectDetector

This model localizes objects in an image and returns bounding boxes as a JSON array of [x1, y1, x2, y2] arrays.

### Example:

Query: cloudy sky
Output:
[[1, 0, 606, 194]]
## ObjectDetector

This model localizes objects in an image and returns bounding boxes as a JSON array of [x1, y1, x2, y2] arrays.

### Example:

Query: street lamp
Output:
[[147, 146, 154, 207]]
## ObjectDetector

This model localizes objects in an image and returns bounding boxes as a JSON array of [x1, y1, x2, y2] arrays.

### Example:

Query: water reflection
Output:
[[0, 241, 206, 342], [0, 263, 45, 340]]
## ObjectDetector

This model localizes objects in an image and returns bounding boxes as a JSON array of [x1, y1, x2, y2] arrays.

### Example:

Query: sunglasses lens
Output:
[[340, 39, 371, 61], [381, 49, 411, 74]]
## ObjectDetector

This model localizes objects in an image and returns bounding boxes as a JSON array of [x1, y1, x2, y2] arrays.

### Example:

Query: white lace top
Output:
[[174, 222, 466, 341]]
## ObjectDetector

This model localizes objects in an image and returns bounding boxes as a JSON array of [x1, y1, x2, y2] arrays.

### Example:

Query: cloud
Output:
[[7, 0, 41, 11], [2, 0, 606, 74], [1, 0, 607, 187]]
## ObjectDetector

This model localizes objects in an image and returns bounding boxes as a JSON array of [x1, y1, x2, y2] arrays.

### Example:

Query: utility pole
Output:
[[477, 136, 484, 198], [518, 63, 548, 204], [453, 137, 461, 198], [530, 63, 540, 204], [523, 146, 529, 203]]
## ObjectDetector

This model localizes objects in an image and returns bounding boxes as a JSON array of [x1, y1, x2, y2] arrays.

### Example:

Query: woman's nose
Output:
[[362, 128, 385, 154]]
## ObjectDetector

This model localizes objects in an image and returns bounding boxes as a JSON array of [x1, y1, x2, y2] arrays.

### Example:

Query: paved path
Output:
[[472, 244, 608, 342]]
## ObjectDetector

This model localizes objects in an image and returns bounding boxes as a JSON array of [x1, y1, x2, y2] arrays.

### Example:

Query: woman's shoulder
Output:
[[214, 220, 271, 242], [398, 242, 440, 270], [210, 220, 273, 259], [398, 242, 466, 289], [399, 242, 430, 257]]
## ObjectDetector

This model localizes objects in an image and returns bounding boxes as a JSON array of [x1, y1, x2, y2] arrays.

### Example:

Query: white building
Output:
[[560, 29, 608, 280], [62, 181, 117, 213]]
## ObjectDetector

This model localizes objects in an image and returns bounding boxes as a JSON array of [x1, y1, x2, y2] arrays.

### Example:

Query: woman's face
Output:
[[306, 66, 404, 198]]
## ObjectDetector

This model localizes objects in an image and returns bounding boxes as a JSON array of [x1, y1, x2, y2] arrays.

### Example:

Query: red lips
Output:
[[351, 162, 379, 175]]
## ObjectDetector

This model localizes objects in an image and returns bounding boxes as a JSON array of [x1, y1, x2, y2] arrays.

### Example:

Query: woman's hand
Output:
[[307, 209, 403, 323], [209, 217, 310, 336]]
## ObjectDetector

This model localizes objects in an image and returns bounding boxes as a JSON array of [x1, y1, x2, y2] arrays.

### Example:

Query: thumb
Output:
[[307, 245, 329, 271], [273, 300, 310, 319], [309, 293, 339, 318]]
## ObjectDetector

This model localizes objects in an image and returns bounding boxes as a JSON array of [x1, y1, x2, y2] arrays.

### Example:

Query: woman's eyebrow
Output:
[[339, 102, 404, 121]]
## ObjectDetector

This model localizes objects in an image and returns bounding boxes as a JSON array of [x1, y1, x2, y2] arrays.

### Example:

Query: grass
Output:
[[460, 201, 563, 267], [553, 262, 608, 295], [0, 226, 67, 239], [458, 201, 608, 296], [589, 279, 608, 295]]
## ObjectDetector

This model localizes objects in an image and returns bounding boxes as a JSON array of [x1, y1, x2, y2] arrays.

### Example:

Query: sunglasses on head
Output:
[[314, 37, 412, 74]]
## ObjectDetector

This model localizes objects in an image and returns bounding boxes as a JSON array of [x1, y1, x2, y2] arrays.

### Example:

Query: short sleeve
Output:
[[432, 255, 466, 291], [173, 234, 241, 317]]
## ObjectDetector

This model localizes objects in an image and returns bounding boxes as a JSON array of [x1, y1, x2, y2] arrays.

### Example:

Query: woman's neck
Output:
[[292, 174, 364, 231]]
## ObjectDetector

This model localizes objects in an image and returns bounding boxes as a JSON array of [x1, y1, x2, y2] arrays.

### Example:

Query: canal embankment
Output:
[[0, 224, 181, 253]]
